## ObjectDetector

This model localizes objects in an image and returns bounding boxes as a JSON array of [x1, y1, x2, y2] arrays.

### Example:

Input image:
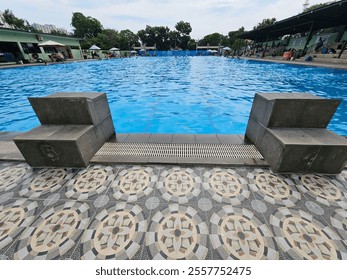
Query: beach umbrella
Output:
[[38, 40, 66, 47], [89, 45, 101, 50], [223, 46, 231, 51], [130, 50, 137, 53], [109, 47, 119, 51]]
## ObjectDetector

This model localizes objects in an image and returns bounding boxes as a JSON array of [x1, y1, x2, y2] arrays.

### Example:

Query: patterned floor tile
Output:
[[111, 166, 157, 202], [210, 205, 279, 260], [0, 192, 15, 205], [80, 203, 146, 260], [203, 168, 250, 205], [146, 204, 209, 259], [270, 207, 347, 260], [247, 169, 301, 207], [336, 170, 347, 188], [292, 174, 347, 209], [144, 196, 161, 211], [0, 163, 32, 193], [0, 199, 38, 250], [13, 200, 90, 259], [65, 165, 115, 200], [330, 209, 347, 240], [19, 168, 74, 199], [157, 167, 201, 203]]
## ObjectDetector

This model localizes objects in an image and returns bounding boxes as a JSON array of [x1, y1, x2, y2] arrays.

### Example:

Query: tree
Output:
[[2, 9, 30, 30], [94, 29, 119, 50], [303, 2, 332, 13], [71, 12, 103, 39], [187, 39, 197, 50], [175, 21, 192, 36], [201, 33, 228, 46], [119, 29, 140, 50], [50, 30, 70, 36], [231, 39, 246, 55], [173, 21, 192, 49], [137, 25, 171, 50], [253, 18, 276, 30], [228, 27, 245, 46]]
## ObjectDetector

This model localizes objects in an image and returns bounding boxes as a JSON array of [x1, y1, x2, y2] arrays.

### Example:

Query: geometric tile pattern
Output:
[[270, 208, 347, 260], [14, 201, 90, 259], [0, 199, 38, 249], [210, 206, 279, 260], [0, 163, 32, 193], [248, 169, 301, 207], [19, 168, 73, 198], [292, 174, 347, 209], [203, 168, 250, 204], [81, 203, 146, 259], [330, 209, 347, 240], [1, 160, 347, 260], [112, 166, 156, 202], [158, 167, 201, 203], [336, 170, 347, 187], [65, 165, 114, 200], [146, 204, 208, 259]]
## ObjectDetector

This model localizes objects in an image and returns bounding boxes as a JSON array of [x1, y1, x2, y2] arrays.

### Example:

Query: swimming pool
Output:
[[1, 57, 347, 135]]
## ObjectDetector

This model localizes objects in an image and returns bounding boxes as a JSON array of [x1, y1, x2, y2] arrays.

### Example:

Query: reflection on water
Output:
[[0, 57, 347, 135]]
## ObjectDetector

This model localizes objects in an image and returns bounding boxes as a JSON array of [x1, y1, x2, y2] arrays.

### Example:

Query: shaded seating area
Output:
[[239, 1, 347, 61], [245, 93, 347, 174], [14, 92, 115, 167]]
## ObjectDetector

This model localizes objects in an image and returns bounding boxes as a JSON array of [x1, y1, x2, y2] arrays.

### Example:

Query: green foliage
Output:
[[173, 21, 192, 49], [71, 12, 103, 39], [228, 27, 245, 47], [137, 25, 171, 50], [303, 2, 332, 12], [2, 9, 30, 30], [201, 33, 228, 46], [253, 18, 276, 30], [175, 21, 192, 36], [231, 39, 246, 53], [137, 21, 192, 50], [94, 29, 119, 49], [118, 29, 140, 50], [50, 30, 69, 36], [187, 39, 197, 50]]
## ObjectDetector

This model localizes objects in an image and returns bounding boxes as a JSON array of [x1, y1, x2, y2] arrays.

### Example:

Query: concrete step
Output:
[[312, 57, 347, 64]]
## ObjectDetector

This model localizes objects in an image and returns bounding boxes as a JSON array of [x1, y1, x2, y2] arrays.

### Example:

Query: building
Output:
[[32, 23, 68, 35], [32, 23, 43, 31], [0, 27, 83, 64], [41, 24, 56, 34]]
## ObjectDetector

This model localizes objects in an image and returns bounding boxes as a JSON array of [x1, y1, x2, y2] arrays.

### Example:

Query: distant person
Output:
[[315, 37, 324, 52]]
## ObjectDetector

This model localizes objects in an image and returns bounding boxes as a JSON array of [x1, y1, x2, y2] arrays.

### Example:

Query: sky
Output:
[[1, 0, 327, 38]]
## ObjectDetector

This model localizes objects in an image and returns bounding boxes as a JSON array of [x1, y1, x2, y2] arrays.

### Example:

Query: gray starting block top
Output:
[[29, 92, 111, 126], [251, 92, 341, 128]]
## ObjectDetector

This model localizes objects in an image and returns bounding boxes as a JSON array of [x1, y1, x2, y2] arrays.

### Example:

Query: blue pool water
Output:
[[1, 57, 347, 135]]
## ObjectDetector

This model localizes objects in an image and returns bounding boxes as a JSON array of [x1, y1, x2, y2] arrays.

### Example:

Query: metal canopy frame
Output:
[[239, 0, 347, 41]]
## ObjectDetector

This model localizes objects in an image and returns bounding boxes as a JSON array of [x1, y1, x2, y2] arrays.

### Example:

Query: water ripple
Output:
[[1, 57, 347, 135]]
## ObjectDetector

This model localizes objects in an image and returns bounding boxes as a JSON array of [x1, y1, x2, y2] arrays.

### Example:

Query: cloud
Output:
[[1, 0, 327, 38]]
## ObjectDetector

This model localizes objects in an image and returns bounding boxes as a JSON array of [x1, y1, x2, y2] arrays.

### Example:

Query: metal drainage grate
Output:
[[95, 142, 263, 159]]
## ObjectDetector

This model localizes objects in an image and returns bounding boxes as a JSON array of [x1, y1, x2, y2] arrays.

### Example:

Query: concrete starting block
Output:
[[245, 93, 347, 174], [14, 92, 115, 167]]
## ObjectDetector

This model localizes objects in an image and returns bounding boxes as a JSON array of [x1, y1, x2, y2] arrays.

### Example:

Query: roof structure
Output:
[[239, 0, 347, 41]]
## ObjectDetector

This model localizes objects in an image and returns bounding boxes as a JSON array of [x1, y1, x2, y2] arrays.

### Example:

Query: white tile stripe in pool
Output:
[[95, 142, 264, 159]]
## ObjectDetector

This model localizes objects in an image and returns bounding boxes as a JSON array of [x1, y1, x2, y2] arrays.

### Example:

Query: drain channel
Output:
[[96, 142, 263, 159]]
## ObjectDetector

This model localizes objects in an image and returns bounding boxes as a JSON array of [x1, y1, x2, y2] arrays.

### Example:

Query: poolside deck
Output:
[[0, 132, 346, 260], [239, 56, 347, 70]]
